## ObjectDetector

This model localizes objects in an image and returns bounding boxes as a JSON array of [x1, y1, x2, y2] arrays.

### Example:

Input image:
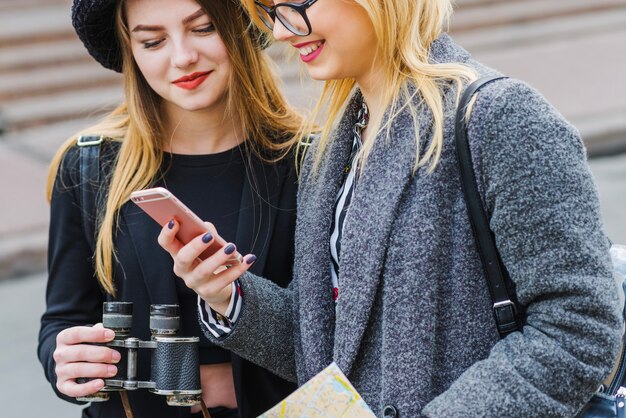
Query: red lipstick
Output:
[[172, 71, 211, 90], [293, 40, 325, 63], [292, 40, 319, 48]]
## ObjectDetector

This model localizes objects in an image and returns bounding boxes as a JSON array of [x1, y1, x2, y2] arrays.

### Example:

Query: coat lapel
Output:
[[121, 202, 179, 304], [234, 155, 287, 275], [294, 95, 361, 380], [333, 94, 433, 377]]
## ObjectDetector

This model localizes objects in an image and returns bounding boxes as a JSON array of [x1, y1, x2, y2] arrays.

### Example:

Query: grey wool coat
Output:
[[202, 34, 623, 417]]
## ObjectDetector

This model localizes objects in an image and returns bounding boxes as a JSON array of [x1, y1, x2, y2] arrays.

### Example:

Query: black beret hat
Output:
[[71, 0, 271, 73], [72, 0, 123, 72]]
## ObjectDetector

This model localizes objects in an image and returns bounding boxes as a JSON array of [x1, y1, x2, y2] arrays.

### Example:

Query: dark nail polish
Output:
[[202, 232, 213, 243], [245, 255, 257, 265], [167, 219, 174, 229], [224, 244, 236, 255]]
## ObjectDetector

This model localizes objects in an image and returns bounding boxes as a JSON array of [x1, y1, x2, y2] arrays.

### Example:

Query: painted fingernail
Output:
[[245, 255, 257, 265], [104, 330, 115, 340], [167, 219, 175, 229], [202, 232, 213, 243], [224, 244, 236, 255], [108, 365, 117, 376], [111, 350, 121, 363]]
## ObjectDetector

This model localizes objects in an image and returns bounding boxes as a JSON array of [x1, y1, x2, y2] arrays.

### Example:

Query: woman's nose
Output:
[[171, 40, 199, 69], [272, 19, 293, 42]]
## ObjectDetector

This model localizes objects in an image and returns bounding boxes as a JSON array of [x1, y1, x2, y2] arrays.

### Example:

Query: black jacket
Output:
[[38, 141, 298, 418]]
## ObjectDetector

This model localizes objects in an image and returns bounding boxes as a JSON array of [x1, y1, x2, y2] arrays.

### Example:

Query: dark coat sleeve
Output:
[[37, 146, 104, 404]]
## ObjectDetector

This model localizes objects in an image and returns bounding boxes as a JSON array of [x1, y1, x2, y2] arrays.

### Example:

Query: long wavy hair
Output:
[[244, 0, 476, 174], [46, 0, 303, 295]]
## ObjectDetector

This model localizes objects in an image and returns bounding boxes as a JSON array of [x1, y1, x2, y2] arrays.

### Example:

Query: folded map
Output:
[[258, 362, 375, 418]]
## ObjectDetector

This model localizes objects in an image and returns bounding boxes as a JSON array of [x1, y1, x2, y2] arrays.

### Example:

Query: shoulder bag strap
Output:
[[454, 76, 521, 338], [77, 135, 104, 251]]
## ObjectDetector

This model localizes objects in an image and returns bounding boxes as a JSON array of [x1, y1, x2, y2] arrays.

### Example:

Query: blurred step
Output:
[[454, 0, 508, 7], [0, 0, 67, 12], [0, 61, 121, 101], [451, 0, 626, 32], [1, 86, 122, 131], [0, 38, 90, 74], [578, 110, 626, 157], [1, 116, 101, 163], [473, 28, 626, 121], [2, 115, 99, 144], [469, 26, 626, 157], [0, 2, 73, 47], [453, 8, 626, 52]]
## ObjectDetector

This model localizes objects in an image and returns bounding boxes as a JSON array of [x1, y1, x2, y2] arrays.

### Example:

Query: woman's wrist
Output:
[[205, 284, 234, 317], [208, 298, 231, 317]]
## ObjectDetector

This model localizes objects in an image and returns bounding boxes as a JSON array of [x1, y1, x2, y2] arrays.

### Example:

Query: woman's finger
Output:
[[194, 252, 256, 302], [182, 242, 239, 287], [56, 326, 115, 347], [57, 376, 106, 398], [173, 230, 219, 274], [58, 361, 118, 381], [202, 221, 218, 237], [54, 344, 121, 365], [157, 219, 184, 256]]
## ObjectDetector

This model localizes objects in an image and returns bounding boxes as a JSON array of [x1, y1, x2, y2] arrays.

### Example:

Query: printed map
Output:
[[258, 362, 375, 418]]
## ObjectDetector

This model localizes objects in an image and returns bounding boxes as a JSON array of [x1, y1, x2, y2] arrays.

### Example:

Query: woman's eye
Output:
[[193, 23, 215, 34], [143, 39, 164, 49]]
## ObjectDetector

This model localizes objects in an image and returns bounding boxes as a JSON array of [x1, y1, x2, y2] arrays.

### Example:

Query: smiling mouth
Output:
[[172, 71, 211, 84], [172, 71, 212, 90], [294, 41, 324, 56]]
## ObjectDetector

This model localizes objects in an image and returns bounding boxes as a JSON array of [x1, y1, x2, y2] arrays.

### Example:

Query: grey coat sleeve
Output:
[[423, 80, 623, 416], [199, 272, 298, 383]]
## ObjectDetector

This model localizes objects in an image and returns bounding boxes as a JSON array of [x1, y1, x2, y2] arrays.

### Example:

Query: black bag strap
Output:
[[77, 135, 104, 251], [455, 76, 521, 337]]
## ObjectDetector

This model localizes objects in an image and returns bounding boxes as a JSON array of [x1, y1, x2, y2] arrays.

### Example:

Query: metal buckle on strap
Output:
[[493, 300, 516, 319], [493, 299, 518, 335], [493, 300, 515, 310], [77, 135, 104, 147]]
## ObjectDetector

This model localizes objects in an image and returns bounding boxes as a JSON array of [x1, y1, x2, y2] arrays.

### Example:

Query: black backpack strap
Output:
[[77, 135, 104, 251], [455, 76, 522, 337]]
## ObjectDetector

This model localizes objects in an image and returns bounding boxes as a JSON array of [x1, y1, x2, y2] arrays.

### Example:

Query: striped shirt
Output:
[[329, 99, 369, 302], [200, 99, 370, 337], [199, 278, 242, 338]]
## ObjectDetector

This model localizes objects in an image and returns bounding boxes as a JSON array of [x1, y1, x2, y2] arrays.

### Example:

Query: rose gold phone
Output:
[[130, 187, 240, 262]]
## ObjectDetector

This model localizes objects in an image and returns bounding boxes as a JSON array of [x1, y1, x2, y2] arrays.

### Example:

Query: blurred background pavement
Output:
[[0, 0, 625, 417]]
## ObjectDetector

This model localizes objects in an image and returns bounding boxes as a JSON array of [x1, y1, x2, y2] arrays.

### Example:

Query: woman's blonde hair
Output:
[[244, 0, 476, 174], [46, 0, 303, 295]]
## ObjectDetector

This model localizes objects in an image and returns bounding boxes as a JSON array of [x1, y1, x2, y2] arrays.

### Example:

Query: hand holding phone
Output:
[[130, 187, 241, 262]]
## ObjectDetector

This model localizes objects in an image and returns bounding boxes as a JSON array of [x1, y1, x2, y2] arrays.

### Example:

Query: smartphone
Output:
[[130, 187, 240, 262]]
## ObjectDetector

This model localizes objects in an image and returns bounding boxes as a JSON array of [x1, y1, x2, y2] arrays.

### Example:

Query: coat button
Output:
[[382, 405, 398, 418]]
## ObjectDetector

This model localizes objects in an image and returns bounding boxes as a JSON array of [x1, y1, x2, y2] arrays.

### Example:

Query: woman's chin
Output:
[[305, 69, 337, 82]]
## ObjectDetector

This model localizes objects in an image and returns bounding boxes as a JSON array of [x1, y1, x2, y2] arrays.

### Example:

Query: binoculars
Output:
[[76, 302, 202, 407]]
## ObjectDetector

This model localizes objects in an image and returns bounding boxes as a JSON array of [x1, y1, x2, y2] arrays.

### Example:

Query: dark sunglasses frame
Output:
[[254, 0, 319, 36]]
